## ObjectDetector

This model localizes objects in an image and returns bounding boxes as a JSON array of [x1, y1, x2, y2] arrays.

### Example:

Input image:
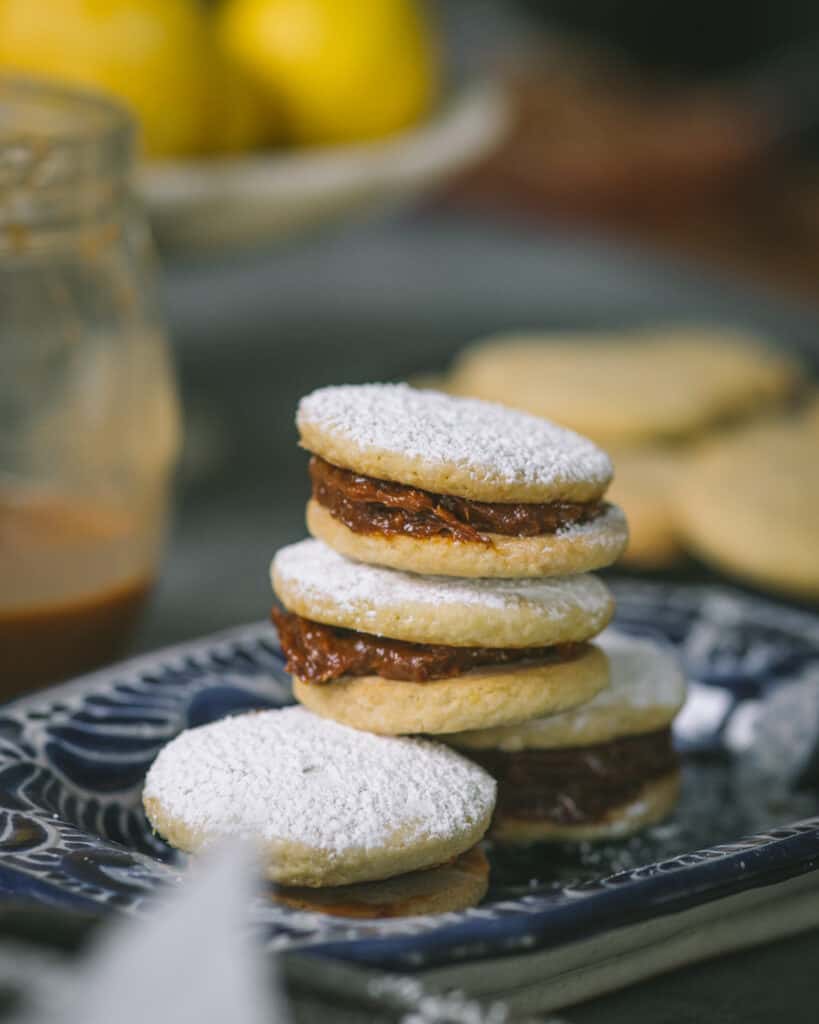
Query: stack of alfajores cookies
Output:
[[273, 384, 684, 847], [144, 383, 685, 919]]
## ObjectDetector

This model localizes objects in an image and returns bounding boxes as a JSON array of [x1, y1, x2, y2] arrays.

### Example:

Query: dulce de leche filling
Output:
[[272, 607, 585, 684], [469, 728, 677, 825], [310, 456, 606, 543]]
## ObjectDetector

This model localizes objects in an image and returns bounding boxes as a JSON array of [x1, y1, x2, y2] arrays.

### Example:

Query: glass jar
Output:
[[0, 78, 181, 695]]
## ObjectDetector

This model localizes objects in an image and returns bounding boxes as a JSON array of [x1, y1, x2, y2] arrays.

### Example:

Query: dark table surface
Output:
[[138, 208, 819, 1021]]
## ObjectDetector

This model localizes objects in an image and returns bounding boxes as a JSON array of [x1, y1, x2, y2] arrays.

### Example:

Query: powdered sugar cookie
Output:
[[273, 845, 489, 918], [299, 383, 612, 502], [272, 540, 613, 648], [446, 632, 684, 841], [143, 707, 495, 888], [299, 384, 626, 577], [271, 540, 611, 734], [674, 417, 819, 599], [450, 327, 800, 446]]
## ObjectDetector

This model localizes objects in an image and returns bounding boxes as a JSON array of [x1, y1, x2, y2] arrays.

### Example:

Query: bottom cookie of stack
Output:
[[143, 707, 496, 918], [444, 632, 686, 841], [273, 845, 489, 918]]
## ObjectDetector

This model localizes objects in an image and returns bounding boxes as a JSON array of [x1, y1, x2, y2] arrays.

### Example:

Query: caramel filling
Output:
[[469, 728, 677, 825], [272, 608, 584, 684], [310, 456, 606, 543]]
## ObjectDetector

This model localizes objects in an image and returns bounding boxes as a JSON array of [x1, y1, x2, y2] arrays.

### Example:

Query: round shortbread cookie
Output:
[[297, 383, 612, 503], [307, 499, 628, 578], [449, 328, 799, 446], [272, 845, 489, 918], [674, 418, 819, 599], [447, 630, 685, 751], [143, 707, 495, 887], [293, 643, 609, 735], [272, 540, 614, 648], [607, 447, 682, 568], [490, 771, 681, 842]]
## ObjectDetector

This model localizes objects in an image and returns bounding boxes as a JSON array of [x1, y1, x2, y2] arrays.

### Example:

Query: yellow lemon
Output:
[[0, 0, 210, 157], [217, 0, 440, 145]]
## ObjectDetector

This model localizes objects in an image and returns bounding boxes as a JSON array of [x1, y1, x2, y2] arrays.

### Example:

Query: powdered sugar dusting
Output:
[[298, 384, 612, 490], [272, 539, 612, 620], [144, 707, 495, 854]]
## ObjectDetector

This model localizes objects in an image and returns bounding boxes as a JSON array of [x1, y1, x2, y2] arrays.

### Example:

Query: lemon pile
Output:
[[0, 0, 439, 157]]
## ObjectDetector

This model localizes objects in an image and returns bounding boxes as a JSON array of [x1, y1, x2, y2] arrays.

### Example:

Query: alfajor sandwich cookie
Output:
[[446, 631, 686, 841], [298, 383, 628, 578], [143, 706, 495, 917], [272, 539, 613, 735]]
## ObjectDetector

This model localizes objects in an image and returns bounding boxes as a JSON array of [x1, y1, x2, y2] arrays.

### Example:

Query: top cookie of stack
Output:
[[300, 383, 628, 578]]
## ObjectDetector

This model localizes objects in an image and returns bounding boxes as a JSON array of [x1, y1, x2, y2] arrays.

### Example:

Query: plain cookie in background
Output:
[[674, 416, 819, 600], [449, 326, 801, 446], [606, 446, 683, 568]]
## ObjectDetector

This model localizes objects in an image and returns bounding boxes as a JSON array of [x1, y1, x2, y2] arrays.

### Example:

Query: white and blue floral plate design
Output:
[[0, 580, 818, 970]]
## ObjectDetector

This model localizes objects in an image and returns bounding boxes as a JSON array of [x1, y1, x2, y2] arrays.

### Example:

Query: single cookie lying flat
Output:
[[674, 416, 819, 599], [450, 327, 800, 446], [143, 707, 495, 887], [299, 384, 627, 577], [446, 631, 685, 841], [273, 845, 489, 918], [272, 539, 612, 734]]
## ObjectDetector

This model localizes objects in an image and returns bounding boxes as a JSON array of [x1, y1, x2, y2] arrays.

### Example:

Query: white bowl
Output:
[[138, 78, 508, 252]]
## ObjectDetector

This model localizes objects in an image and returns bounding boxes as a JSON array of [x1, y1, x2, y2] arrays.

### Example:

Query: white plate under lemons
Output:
[[139, 78, 508, 252]]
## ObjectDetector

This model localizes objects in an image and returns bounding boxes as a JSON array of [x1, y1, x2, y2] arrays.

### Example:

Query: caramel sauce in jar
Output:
[[0, 490, 163, 694], [0, 83, 181, 696]]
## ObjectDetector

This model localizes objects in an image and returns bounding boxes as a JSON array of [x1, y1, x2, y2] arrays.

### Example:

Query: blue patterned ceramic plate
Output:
[[1, 580, 818, 970]]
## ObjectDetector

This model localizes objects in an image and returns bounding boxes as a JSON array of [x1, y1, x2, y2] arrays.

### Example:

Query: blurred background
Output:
[[2, 0, 819, 693]]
